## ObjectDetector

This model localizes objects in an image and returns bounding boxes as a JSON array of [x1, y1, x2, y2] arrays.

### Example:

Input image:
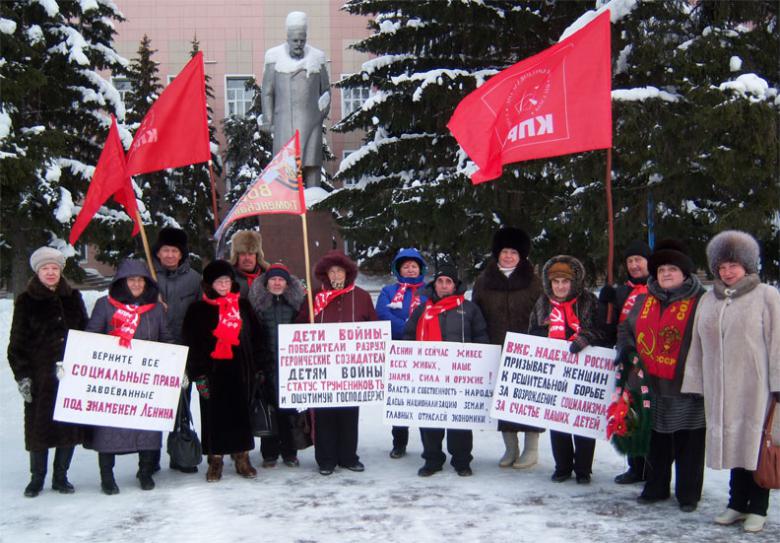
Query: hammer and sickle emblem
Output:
[[637, 330, 655, 355]]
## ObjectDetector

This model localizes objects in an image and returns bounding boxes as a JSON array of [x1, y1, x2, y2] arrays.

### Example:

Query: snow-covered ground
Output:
[[0, 289, 776, 543]]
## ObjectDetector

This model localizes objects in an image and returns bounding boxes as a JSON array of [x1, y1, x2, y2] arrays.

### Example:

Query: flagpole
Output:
[[135, 209, 158, 281], [605, 147, 615, 324], [300, 214, 315, 324], [208, 160, 219, 232]]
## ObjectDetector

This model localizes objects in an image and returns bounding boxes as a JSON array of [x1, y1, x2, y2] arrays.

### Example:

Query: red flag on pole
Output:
[[125, 51, 210, 176], [214, 131, 306, 240], [447, 11, 612, 184], [69, 116, 140, 245]]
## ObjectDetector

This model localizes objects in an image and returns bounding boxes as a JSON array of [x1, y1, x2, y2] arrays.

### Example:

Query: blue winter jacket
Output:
[[375, 248, 428, 339]]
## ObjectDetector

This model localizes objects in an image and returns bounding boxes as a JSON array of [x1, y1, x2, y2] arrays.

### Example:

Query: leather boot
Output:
[[513, 431, 539, 469], [499, 432, 519, 467], [52, 447, 75, 494], [206, 455, 223, 482], [232, 452, 257, 479], [98, 453, 119, 495], [136, 450, 157, 490], [24, 450, 48, 497]]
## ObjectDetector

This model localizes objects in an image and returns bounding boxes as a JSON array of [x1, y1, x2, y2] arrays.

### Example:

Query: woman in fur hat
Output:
[[375, 248, 428, 459], [472, 227, 543, 469], [617, 239, 705, 512], [249, 263, 307, 468], [682, 231, 780, 533], [528, 255, 605, 483], [8, 247, 88, 497], [183, 260, 267, 482], [297, 250, 377, 475]]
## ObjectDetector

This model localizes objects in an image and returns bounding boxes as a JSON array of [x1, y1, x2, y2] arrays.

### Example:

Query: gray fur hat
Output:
[[229, 230, 270, 270], [706, 230, 760, 276]]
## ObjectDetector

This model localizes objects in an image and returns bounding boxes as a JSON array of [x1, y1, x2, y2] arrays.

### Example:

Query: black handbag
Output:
[[167, 392, 202, 468], [290, 410, 313, 450], [249, 377, 278, 437]]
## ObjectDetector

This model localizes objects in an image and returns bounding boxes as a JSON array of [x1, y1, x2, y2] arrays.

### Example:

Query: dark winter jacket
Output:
[[600, 276, 649, 347], [618, 274, 704, 398], [376, 248, 428, 339], [403, 283, 490, 344], [85, 259, 173, 453], [297, 251, 377, 324], [234, 265, 265, 299], [528, 255, 606, 348], [248, 272, 306, 363], [472, 258, 542, 346], [183, 281, 266, 454], [8, 276, 88, 451], [153, 256, 201, 343]]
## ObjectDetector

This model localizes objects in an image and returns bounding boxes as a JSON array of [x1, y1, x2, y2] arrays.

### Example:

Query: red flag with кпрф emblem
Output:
[[447, 11, 612, 184]]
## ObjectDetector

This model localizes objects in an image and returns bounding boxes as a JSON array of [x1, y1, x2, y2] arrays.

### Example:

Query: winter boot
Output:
[[136, 450, 157, 490], [513, 432, 539, 469], [24, 450, 48, 497], [232, 452, 257, 479], [51, 447, 75, 494], [499, 432, 519, 467], [206, 455, 224, 482], [98, 453, 119, 495]]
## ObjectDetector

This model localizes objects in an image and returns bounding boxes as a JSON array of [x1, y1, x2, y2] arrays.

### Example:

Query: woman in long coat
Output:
[[8, 247, 88, 497], [86, 259, 173, 494], [683, 231, 780, 533], [183, 260, 266, 482], [618, 239, 705, 512], [472, 227, 543, 469]]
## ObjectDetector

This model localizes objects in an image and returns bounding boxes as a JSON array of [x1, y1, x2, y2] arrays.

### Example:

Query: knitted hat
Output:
[[229, 230, 270, 269], [649, 239, 694, 277], [491, 227, 531, 259], [152, 227, 189, 261], [547, 261, 575, 281], [706, 230, 760, 276], [265, 263, 291, 283], [433, 263, 459, 283], [622, 240, 652, 262], [29, 247, 65, 273], [203, 260, 235, 285]]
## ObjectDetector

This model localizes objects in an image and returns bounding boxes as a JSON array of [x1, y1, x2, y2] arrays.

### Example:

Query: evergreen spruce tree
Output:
[[222, 78, 273, 235], [0, 0, 127, 294]]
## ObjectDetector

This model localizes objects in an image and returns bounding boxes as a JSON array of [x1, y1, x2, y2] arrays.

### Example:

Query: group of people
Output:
[[8, 226, 778, 533]]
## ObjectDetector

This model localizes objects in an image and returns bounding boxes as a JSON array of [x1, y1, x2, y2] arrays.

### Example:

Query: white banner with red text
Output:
[[277, 321, 391, 408], [489, 332, 616, 440], [383, 341, 501, 430], [53, 330, 188, 432]]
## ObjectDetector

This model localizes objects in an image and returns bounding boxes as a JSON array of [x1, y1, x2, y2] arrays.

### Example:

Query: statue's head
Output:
[[286, 11, 307, 60]]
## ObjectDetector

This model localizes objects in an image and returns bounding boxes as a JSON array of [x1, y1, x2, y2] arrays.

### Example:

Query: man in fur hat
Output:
[[229, 230, 270, 298]]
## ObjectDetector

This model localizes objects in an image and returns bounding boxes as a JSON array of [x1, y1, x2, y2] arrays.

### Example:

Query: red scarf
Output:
[[388, 282, 423, 316], [634, 295, 696, 380], [416, 295, 464, 341], [202, 292, 242, 359], [619, 280, 648, 323], [313, 284, 355, 317], [244, 271, 260, 288], [108, 296, 155, 347], [547, 298, 580, 341]]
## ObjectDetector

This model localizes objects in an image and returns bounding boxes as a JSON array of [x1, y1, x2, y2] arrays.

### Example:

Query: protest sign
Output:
[[384, 340, 501, 430], [54, 330, 188, 432], [278, 321, 391, 408], [490, 332, 616, 440]]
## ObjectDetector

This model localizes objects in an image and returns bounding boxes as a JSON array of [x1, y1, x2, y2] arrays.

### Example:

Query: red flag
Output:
[[214, 131, 306, 240], [447, 11, 612, 184], [69, 116, 140, 245], [125, 51, 210, 176]]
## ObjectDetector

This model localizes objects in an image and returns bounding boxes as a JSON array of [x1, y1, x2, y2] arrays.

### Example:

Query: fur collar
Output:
[[713, 273, 760, 300], [249, 274, 306, 311], [26, 275, 73, 300], [480, 259, 536, 291]]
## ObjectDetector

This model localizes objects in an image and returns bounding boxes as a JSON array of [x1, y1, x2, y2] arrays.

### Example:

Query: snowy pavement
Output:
[[0, 295, 776, 543]]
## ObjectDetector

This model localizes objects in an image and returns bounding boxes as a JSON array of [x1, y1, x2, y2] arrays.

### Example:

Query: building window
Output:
[[112, 77, 132, 105], [225, 76, 255, 118], [76, 244, 89, 263], [342, 150, 358, 186], [340, 74, 372, 118]]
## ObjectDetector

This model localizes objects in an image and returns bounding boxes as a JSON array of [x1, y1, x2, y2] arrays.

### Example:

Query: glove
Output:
[[17, 378, 32, 403], [598, 285, 616, 304], [181, 373, 190, 389], [195, 377, 210, 399], [255, 371, 266, 386], [569, 336, 589, 354], [55, 361, 65, 381]]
